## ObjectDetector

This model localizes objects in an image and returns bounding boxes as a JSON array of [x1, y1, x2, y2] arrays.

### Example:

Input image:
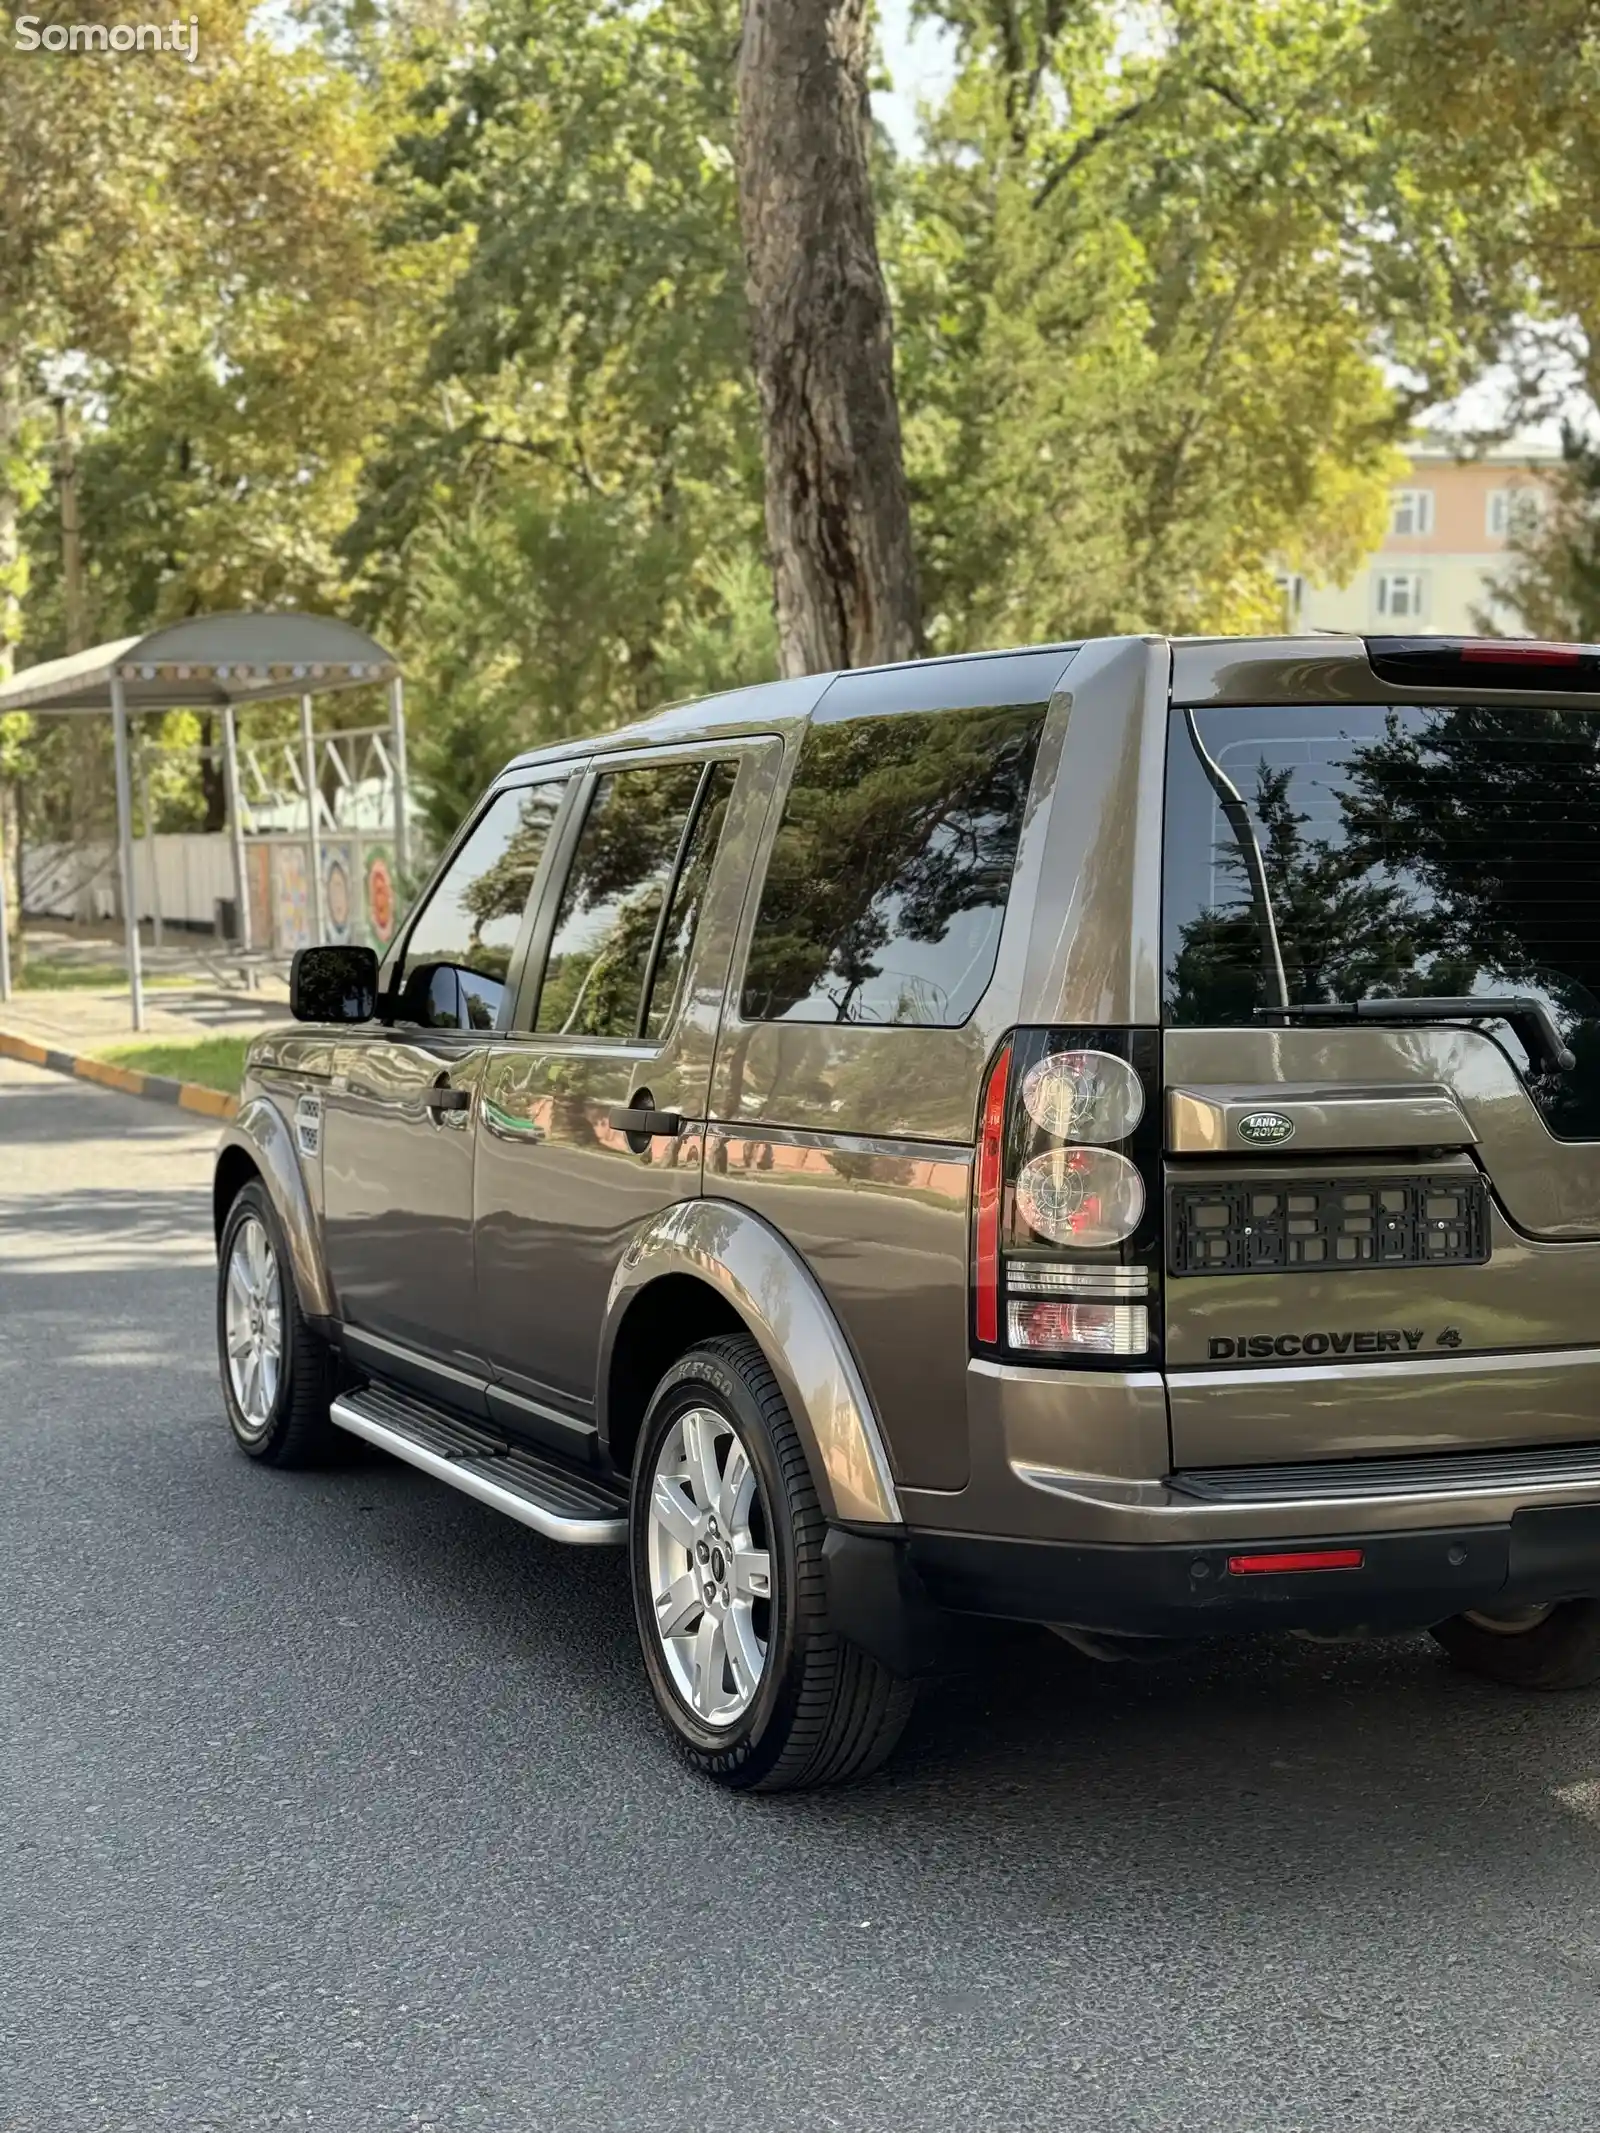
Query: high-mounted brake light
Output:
[[1368, 635, 1600, 689], [1459, 642, 1583, 667]]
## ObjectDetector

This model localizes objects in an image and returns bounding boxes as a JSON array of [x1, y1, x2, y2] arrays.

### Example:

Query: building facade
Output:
[[1287, 437, 1562, 638]]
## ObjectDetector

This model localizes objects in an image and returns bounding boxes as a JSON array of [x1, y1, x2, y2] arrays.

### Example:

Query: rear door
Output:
[[472, 741, 778, 1455], [1161, 677, 1600, 1465]]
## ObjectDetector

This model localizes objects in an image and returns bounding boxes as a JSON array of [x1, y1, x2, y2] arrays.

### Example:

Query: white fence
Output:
[[24, 834, 237, 931]]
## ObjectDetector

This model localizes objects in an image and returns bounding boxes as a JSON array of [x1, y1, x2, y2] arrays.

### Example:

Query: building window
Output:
[[1273, 571, 1306, 623], [1488, 486, 1543, 540], [1374, 571, 1427, 621], [1390, 488, 1435, 537]]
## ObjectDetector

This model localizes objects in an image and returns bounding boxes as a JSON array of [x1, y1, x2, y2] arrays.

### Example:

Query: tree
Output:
[[358, 0, 776, 853], [893, 0, 1566, 646], [1489, 436, 1600, 642], [735, 0, 923, 674]]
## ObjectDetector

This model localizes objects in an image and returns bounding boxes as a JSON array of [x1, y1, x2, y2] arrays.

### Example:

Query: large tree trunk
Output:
[[735, 0, 923, 677]]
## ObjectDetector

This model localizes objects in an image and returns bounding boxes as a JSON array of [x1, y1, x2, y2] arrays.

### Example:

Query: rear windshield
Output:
[[1163, 701, 1600, 1138]]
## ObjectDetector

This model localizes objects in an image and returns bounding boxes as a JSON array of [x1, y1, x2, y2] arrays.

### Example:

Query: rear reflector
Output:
[[1226, 1548, 1364, 1576]]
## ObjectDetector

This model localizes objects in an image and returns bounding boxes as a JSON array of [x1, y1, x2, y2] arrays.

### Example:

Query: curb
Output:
[[0, 1029, 239, 1120]]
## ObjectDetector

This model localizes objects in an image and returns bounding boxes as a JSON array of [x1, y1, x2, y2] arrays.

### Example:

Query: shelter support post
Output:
[[300, 692, 325, 943], [221, 704, 253, 953], [0, 806, 11, 1002], [137, 742, 163, 950], [388, 673, 410, 884], [109, 672, 145, 1031]]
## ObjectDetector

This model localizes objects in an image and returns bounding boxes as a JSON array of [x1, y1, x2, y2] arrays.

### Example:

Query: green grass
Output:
[[19, 957, 189, 992], [97, 1034, 251, 1094]]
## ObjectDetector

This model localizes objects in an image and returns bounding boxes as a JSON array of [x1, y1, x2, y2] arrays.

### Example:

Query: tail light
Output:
[[971, 1028, 1161, 1365]]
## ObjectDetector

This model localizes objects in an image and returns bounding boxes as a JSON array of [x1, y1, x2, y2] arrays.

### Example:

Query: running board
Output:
[[330, 1382, 628, 1546]]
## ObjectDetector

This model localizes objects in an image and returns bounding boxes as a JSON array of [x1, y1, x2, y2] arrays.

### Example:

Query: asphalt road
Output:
[[8, 1051, 1600, 2132]]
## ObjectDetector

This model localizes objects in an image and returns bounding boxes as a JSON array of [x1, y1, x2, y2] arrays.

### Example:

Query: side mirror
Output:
[[290, 944, 380, 1024]]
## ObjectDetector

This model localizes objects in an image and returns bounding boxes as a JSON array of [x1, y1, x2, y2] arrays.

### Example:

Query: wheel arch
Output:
[[599, 1199, 902, 1525], [213, 1096, 333, 1321]]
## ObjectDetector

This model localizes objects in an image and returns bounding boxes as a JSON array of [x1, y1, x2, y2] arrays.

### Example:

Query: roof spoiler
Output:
[[1367, 636, 1600, 691]]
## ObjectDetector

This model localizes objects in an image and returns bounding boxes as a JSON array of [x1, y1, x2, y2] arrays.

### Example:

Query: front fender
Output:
[[215, 1095, 334, 1322], [600, 1198, 902, 1526]]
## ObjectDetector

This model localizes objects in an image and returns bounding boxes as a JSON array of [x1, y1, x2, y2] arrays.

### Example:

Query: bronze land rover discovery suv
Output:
[[214, 632, 1600, 1789]]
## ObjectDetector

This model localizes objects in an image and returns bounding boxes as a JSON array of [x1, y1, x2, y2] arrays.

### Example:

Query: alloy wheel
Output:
[[224, 1214, 284, 1433], [645, 1405, 772, 1727]]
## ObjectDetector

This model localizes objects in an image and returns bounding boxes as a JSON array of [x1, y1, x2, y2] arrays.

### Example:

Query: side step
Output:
[[330, 1381, 628, 1546]]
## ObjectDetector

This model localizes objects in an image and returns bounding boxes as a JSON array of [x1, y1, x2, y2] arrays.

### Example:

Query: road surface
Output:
[[5, 1051, 1600, 2132]]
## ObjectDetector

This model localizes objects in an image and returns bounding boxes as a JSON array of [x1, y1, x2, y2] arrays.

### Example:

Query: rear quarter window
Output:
[[1163, 701, 1600, 1137], [740, 700, 1047, 1027]]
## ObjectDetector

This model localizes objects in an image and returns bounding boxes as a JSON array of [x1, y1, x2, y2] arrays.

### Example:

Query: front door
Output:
[[473, 743, 775, 1454], [321, 775, 568, 1402]]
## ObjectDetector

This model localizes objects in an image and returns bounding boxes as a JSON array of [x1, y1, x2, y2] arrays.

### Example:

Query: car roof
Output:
[[498, 638, 1088, 776]]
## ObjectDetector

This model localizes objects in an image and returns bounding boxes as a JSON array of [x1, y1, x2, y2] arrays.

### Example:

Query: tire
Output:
[[1432, 1600, 1600, 1689], [629, 1333, 915, 1792], [216, 1179, 338, 1468]]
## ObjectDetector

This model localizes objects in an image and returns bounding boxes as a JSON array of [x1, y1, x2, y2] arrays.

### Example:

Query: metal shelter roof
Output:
[[0, 610, 407, 1031], [0, 611, 398, 717]]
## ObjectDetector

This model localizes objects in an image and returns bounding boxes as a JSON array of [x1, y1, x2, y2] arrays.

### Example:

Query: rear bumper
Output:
[[824, 1505, 1600, 1667], [907, 1503, 1600, 1637]]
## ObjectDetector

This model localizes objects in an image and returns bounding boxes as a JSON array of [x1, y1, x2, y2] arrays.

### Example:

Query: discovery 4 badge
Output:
[[1238, 1109, 1295, 1146]]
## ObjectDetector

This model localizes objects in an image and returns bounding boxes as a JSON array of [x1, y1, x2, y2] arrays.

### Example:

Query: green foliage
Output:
[[892, 0, 1515, 643], [1489, 435, 1600, 643], [357, 0, 775, 856], [97, 1033, 251, 1092], [10, 0, 1600, 869]]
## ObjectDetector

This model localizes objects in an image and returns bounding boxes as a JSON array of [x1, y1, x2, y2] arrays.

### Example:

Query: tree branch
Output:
[[1032, 95, 1159, 213]]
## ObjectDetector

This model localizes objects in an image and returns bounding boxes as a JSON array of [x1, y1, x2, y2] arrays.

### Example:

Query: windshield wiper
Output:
[[1256, 996, 1577, 1076], [1184, 710, 1289, 1011]]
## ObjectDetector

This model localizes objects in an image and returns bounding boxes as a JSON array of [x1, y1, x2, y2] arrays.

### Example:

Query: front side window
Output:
[[534, 761, 705, 1038], [395, 780, 565, 1031], [1163, 702, 1600, 1138], [740, 701, 1047, 1027]]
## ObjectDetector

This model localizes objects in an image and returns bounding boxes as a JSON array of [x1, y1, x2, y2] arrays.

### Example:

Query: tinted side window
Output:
[[535, 762, 704, 1038], [740, 703, 1047, 1026], [1164, 702, 1600, 1138], [645, 761, 738, 1042], [396, 781, 564, 1031]]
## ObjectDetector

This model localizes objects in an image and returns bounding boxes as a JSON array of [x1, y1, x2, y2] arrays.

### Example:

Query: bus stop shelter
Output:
[[0, 612, 405, 1030]]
